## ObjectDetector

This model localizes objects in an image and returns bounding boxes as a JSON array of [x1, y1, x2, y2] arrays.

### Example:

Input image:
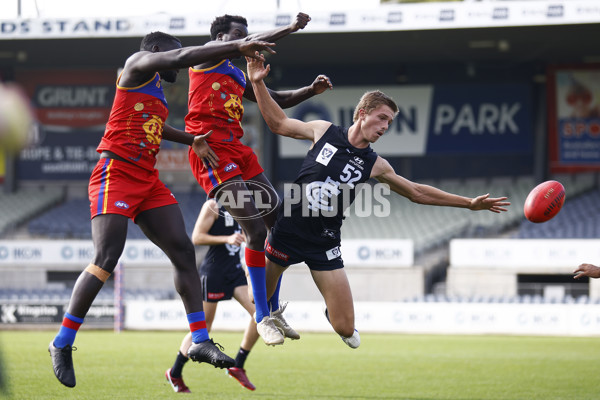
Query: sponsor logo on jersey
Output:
[[266, 243, 290, 261], [224, 162, 238, 172], [207, 292, 225, 300], [350, 156, 365, 170], [326, 246, 341, 260], [316, 143, 338, 166], [114, 201, 129, 209]]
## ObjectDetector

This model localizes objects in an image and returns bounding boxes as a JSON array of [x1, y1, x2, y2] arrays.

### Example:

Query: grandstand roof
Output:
[[1, 3, 599, 73]]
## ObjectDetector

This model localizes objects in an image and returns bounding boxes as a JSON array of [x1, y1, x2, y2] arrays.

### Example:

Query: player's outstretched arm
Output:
[[246, 54, 330, 141], [574, 263, 600, 279], [125, 39, 275, 79], [246, 12, 311, 42], [244, 73, 333, 109], [371, 156, 510, 212]]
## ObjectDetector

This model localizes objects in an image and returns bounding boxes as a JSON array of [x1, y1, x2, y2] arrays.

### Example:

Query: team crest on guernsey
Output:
[[316, 143, 338, 166]]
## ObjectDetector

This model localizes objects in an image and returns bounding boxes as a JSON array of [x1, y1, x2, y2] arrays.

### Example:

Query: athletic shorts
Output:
[[265, 227, 344, 271], [188, 139, 263, 198], [199, 262, 247, 302], [88, 158, 177, 220]]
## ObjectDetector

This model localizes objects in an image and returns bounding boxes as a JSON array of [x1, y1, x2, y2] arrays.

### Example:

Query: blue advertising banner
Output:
[[279, 83, 533, 158], [16, 128, 103, 180], [425, 83, 533, 154]]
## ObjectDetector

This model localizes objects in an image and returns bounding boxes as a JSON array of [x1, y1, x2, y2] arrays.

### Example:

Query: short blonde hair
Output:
[[352, 90, 399, 122]]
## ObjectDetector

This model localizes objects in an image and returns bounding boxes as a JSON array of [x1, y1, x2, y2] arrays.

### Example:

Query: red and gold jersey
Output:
[[97, 72, 168, 171], [185, 59, 246, 142]]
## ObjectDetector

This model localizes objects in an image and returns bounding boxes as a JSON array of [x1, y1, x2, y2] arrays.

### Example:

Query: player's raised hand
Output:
[[574, 263, 600, 279], [239, 40, 276, 58], [246, 52, 270, 83], [310, 74, 333, 95], [469, 193, 510, 213], [291, 12, 311, 31], [191, 130, 220, 169]]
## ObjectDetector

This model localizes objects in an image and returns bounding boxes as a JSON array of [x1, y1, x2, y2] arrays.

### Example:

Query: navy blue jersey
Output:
[[275, 124, 378, 246], [199, 209, 242, 271]]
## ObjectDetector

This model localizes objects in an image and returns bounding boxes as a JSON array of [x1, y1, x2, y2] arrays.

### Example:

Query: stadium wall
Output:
[[124, 299, 600, 337], [447, 239, 600, 298], [0, 239, 424, 299]]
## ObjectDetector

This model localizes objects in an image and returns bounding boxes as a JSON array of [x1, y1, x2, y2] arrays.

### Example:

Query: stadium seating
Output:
[[25, 191, 206, 239], [0, 186, 64, 236], [514, 187, 600, 239], [343, 173, 598, 254], [19, 174, 596, 253]]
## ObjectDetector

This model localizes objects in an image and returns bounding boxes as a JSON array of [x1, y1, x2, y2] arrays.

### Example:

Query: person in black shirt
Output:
[[246, 53, 511, 348]]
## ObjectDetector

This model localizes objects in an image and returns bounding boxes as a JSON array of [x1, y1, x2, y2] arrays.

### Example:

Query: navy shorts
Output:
[[200, 262, 247, 303], [265, 228, 344, 271]]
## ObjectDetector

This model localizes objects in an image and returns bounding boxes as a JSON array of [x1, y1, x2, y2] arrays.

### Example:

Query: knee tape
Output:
[[84, 263, 111, 283]]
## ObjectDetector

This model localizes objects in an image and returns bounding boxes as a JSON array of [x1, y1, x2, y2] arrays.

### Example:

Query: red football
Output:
[[524, 180, 566, 223]]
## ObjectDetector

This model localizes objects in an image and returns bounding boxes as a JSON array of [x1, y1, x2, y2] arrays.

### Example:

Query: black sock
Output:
[[234, 348, 250, 369], [170, 351, 189, 378]]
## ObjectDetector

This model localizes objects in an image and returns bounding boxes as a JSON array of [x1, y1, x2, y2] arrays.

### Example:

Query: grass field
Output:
[[1, 329, 599, 400]]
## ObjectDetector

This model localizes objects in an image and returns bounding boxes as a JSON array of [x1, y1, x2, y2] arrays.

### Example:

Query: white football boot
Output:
[[271, 302, 300, 340], [341, 329, 361, 349], [256, 316, 285, 346], [324, 306, 360, 349]]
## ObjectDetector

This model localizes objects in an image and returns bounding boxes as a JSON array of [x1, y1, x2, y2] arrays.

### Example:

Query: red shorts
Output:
[[88, 158, 177, 220], [188, 139, 263, 197]]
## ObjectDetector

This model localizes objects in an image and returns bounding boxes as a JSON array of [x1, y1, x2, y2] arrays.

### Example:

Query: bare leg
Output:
[[67, 214, 128, 317], [203, 301, 218, 332], [50, 213, 129, 388], [266, 260, 287, 300], [233, 285, 259, 350], [178, 333, 193, 358], [136, 204, 203, 313], [310, 269, 355, 338]]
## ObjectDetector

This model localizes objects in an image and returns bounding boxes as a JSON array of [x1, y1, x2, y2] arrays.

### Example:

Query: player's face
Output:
[[221, 22, 249, 42], [361, 105, 396, 143], [159, 40, 183, 83]]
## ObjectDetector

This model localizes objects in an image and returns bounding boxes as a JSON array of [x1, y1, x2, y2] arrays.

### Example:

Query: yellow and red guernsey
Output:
[[185, 59, 246, 143], [98, 72, 168, 171]]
